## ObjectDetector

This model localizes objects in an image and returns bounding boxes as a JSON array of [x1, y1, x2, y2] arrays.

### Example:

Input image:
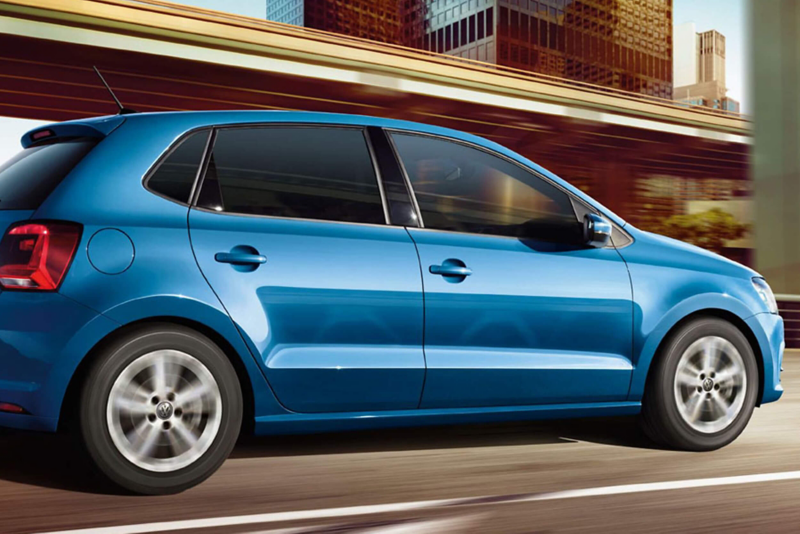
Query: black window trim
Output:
[[366, 126, 422, 228], [142, 127, 213, 207], [383, 128, 425, 228], [382, 127, 633, 247], [189, 122, 392, 228]]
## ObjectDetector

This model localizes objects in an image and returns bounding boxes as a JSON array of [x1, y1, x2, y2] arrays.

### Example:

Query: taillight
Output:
[[0, 402, 26, 414], [0, 222, 81, 291]]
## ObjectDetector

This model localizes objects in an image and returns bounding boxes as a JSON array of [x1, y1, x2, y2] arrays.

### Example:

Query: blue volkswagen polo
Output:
[[0, 111, 783, 494]]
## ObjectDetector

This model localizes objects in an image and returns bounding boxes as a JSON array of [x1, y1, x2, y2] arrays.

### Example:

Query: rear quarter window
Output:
[[145, 130, 210, 204], [0, 138, 98, 210]]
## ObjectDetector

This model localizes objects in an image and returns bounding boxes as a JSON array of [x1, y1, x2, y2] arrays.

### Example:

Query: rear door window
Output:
[[0, 138, 98, 210], [197, 126, 386, 225]]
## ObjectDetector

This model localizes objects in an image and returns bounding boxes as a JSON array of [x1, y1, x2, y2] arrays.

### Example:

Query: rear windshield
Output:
[[0, 138, 98, 210]]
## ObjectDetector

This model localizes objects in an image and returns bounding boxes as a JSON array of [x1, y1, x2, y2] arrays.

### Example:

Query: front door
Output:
[[389, 131, 633, 408], [189, 125, 425, 413]]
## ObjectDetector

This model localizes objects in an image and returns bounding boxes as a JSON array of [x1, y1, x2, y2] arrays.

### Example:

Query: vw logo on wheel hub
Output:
[[702, 378, 714, 392], [156, 401, 174, 420]]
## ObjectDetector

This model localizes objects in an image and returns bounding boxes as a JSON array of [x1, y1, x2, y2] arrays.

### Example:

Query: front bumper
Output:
[[746, 312, 784, 405], [0, 291, 118, 432]]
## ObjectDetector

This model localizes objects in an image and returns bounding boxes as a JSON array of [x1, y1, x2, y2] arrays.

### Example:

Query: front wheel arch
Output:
[[643, 309, 764, 407]]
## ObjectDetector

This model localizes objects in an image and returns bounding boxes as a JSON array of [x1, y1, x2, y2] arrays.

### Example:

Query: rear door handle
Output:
[[215, 245, 267, 270], [215, 252, 267, 265], [430, 259, 472, 281], [430, 264, 472, 277]]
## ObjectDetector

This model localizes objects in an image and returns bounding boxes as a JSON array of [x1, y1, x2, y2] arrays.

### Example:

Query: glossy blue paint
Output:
[[254, 401, 643, 435], [188, 209, 426, 413], [0, 290, 119, 428], [409, 228, 634, 408], [746, 312, 784, 404], [0, 110, 783, 437], [619, 227, 781, 403]]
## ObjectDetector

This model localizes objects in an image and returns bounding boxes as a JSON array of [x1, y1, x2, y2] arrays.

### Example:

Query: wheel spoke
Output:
[[684, 392, 704, 423], [702, 337, 721, 371], [716, 361, 743, 387], [174, 419, 200, 448], [710, 394, 731, 420], [130, 420, 160, 460], [676, 367, 700, 388], [152, 357, 167, 395], [165, 426, 183, 457], [176, 382, 213, 407], [114, 396, 150, 417]]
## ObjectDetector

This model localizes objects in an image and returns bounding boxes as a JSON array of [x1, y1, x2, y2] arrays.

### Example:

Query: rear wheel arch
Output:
[[59, 317, 255, 434], [644, 309, 764, 407]]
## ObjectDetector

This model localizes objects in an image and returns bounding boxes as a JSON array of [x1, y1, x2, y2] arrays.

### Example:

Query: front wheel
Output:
[[641, 317, 758, 451], [79, 324, 242, 494]]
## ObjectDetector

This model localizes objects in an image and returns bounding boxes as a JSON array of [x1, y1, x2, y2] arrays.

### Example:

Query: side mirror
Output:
[[583, 213, 612, 248]]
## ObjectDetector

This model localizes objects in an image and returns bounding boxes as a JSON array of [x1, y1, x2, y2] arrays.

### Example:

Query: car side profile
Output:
[[0, 111, 783, 494]]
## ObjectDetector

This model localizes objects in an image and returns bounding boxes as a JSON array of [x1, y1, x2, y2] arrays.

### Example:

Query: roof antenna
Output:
[[93, 66, 137, 115]]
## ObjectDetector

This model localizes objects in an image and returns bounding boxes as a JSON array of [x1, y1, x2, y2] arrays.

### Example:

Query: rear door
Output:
[[188, 125, 426, 413]]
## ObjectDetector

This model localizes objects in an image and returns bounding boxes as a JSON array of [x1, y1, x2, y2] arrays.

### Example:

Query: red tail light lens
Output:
[[0, 222, 81, 291], [0, 402, 26, 414]]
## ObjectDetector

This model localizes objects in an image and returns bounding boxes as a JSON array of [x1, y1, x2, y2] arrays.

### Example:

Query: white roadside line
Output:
[[246, 514, 488, 534], [37, 470, 800, 534]]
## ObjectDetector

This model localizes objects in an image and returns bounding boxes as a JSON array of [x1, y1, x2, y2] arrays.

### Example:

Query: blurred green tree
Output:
[[656, 208, 749, 253]]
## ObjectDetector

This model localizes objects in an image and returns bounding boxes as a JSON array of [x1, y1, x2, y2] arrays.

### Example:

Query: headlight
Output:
[[752, 277, 779, 314]]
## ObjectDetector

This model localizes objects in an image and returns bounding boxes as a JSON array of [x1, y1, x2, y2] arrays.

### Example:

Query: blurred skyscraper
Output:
[[267, 0, 303, 25], [267, 0, 411, 44], [410, 0, 673, 98], [673, 23, 740, 112], [266, 0, 674, 99]]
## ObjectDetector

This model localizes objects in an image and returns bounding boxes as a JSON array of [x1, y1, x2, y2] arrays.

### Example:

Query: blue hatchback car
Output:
[[0, 111, 783, 494]]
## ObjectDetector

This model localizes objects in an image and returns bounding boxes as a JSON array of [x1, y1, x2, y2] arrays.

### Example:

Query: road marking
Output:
[[246, 514, 487, 534], [38, 470, 800, 534]]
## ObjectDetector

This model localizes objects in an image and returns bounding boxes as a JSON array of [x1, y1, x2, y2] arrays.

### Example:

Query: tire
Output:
[[79, 324, 243, 494], [640, 317, 758, 451]]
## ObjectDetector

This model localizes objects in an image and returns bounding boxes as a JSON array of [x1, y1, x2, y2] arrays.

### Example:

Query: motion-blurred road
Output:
[[2, 353, 799, 534]]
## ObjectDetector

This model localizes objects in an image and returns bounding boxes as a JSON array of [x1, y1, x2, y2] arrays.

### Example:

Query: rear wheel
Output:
[[641, 317, 758, 451], [79, 324, 242, 494]]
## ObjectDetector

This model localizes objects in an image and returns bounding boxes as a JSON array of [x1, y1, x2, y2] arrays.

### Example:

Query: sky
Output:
[[174, 0, 264, 18], [673, 0, 749, 112], [0, 117, 46, 169]]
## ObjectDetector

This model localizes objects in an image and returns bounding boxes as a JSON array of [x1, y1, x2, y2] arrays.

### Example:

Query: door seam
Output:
[[405, 226, 429, 409]]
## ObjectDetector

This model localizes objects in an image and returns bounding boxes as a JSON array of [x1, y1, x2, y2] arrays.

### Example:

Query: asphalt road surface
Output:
[[2, 352, 799, 534]]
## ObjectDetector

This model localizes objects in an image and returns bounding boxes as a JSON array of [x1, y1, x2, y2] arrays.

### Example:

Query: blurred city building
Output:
[[411, 0, 673, 99], [267, 0, 303, 25], [673, 23, 740, 113], [267, 0, 410, 44], [266, 0, 673, 99]]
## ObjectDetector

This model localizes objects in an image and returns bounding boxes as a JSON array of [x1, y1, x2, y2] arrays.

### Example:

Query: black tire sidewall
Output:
[[79, 324, 242, 495], [649, 318, 758, 451]]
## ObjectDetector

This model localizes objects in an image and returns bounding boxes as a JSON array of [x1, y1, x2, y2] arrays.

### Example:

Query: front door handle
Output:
[[430, 259, 472, 282]]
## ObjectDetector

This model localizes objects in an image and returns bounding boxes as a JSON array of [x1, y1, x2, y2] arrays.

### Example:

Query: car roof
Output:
[[79, 110, 487, 144]]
